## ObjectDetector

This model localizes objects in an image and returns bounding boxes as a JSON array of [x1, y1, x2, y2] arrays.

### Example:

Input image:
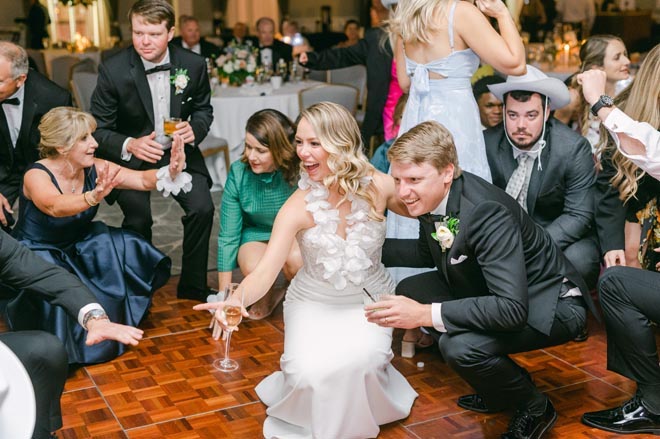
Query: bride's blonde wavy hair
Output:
[[297, 102, 382, 221], [388, 0, 446, 45]]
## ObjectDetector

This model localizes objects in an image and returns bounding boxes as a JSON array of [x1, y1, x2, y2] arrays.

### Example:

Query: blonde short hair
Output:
[[387, 120, 461, 178], [38, 107, 97, 159]]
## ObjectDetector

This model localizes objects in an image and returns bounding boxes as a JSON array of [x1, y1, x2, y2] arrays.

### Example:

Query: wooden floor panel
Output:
[[5, 274, 659, 438]]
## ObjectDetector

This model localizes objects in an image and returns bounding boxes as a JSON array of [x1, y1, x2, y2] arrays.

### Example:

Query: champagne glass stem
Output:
[[223, 329, 233, 364]]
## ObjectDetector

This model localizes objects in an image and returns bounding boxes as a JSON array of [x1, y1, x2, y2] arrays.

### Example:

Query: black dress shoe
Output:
[[457, 393, 502, 413], [458, 369, 533, 414], [582, 395, 660, 435], [574, 327, 589, 342], [177, 288, 217, 303], [501, 400, 557, 439]]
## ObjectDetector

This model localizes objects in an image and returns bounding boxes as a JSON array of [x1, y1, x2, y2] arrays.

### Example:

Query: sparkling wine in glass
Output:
[[213, 283, 245, 372]]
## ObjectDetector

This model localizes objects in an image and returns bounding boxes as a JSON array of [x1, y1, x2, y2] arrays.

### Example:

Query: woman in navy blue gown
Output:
[[7, 107, 191, 364]]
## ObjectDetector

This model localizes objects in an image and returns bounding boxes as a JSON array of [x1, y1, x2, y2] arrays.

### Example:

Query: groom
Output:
[[370, 120, 597, 439]]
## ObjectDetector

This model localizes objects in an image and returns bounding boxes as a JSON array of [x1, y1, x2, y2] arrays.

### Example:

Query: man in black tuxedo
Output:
[[369, 121, 597, 439], [484, 65, 600, 289], [0, 230, 143, 439], [227, 22, 258, 47], [298, 1, 392, 147], [255, 17, 292, 69], [0, 41, 71, 231], [91, 0, 214, 301], [171, 15, 222, 60]]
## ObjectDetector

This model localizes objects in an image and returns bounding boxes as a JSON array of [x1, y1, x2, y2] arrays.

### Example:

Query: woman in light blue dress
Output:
[[386, 0, 526, 354]]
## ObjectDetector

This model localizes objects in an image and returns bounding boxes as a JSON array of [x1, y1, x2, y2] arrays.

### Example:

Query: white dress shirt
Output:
[[182, 41, 201, 55], [604, 108, 660, 180], [1, 86, 25, 148], [121, 51, 172, 161]]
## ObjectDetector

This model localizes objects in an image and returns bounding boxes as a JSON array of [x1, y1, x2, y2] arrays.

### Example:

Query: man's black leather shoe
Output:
[[582, 395, 660, 434], [501, 400, 557, 439], [458, 369, 532, 414], [177, 288, 217, 303], [457, 393, 502, 413]]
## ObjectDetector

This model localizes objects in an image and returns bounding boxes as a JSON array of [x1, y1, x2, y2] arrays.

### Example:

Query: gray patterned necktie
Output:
[[505, 154, 533, 211]]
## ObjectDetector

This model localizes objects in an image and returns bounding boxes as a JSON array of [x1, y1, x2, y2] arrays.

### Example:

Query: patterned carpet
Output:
[[95, 189, 223, 276]]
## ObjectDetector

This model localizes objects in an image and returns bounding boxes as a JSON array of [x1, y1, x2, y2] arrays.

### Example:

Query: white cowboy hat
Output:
[[488, 65, 570, 110], [0, 341, 36, 439]]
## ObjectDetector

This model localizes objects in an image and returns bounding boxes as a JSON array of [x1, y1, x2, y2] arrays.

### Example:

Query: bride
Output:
[[195, 102, 418, 438]]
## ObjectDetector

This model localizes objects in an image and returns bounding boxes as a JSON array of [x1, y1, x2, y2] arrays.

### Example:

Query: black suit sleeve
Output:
[[186, 61, 213, 148], [594, 147, 625, 254], [544, 137, 596, 248], [441, 201, 528, 333], [0, 231, 95, 319], [304, 38, 369, 70], [90, 62, 129, 163]]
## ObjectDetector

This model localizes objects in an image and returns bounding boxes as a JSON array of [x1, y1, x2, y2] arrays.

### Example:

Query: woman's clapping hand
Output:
[[168, 134, 186, 180], [91, 160, 123, 202]]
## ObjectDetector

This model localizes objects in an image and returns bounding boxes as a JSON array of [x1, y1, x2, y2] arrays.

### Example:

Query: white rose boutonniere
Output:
[[431, 215, 459, 252], [170, 68, 189, 95]]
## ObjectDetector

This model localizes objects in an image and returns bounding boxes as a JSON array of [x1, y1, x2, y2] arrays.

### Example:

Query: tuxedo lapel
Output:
[[499, 137, 517, 182], [129, 50, 155, 128], [168, 46, 182, 118], [436, 177, 464, 283]]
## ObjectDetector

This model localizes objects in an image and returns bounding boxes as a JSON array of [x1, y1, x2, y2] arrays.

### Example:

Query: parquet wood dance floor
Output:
[[3, 272, 656, 438]]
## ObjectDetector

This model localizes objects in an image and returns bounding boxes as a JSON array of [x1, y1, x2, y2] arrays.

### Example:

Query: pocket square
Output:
[[450, 255, 468, 265]]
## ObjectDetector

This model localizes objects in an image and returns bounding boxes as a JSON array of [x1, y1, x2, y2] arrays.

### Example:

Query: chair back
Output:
[[307, 69, 329, 82], [70, 72, 98, 112], [329, 65, 367, 108], [50, 55, 80, 90], [71, 57, 97, 75], [298, 84, 359, 115], [26, 49, 46, 75]]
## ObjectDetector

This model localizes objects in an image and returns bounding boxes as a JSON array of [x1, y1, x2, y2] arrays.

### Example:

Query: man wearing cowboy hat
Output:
[[484, 65, 600, 290]]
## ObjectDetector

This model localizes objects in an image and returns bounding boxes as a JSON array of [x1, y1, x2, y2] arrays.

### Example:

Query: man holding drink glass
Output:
[[91, 0, 215, 302]]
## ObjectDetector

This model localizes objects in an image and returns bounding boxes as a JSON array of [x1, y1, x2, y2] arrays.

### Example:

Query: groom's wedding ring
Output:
[[383, 317, 389, 324]]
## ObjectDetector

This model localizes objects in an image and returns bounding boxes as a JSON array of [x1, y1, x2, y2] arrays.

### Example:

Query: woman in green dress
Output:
[[217, 109, 301, 318]]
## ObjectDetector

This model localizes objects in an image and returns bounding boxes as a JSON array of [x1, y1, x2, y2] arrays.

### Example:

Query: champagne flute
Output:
[[213, 283, 245, 372]]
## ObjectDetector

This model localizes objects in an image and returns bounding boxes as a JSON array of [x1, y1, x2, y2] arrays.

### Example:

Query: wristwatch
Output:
[[590, 95, 614, 116], [83, 308, 109, 330]]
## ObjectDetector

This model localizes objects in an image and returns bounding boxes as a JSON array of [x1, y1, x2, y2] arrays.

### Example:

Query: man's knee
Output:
[[18, 332, 67, 379], [597, 266, 628, 307], [439, 333, 481, 369], [564, 238, 600, 287]]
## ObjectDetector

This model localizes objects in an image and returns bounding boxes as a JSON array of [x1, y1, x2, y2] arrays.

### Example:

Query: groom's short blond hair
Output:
[[387, 121, 462, 178]]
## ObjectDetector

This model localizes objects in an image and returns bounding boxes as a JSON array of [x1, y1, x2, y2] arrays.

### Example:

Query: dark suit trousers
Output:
[[115, 171, 214, 294], [0, 331, 68, 439], [398, 271, 587, 412], [562, 234, 601, 290], [599, 266, 660, 413]]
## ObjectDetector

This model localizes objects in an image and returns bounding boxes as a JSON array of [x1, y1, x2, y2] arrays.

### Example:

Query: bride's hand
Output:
[[475, 0, 509, 19], [193, 302, 249, 340]]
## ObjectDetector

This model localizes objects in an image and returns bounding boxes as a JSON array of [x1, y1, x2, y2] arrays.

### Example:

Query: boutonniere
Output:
[[170, 68, 189, 95], [431, 215, 460, 252]]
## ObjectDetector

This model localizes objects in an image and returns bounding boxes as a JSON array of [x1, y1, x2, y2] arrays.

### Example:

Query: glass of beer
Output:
[[213, 283, 245, 372], [163, 117, 182, 137]]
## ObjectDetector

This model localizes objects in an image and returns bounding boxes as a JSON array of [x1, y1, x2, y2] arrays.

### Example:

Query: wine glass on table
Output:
[[213, 283, 245, 372]]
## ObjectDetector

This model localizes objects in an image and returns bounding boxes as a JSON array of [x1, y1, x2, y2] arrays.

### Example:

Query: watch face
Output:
[[601, 95, 614, 106]]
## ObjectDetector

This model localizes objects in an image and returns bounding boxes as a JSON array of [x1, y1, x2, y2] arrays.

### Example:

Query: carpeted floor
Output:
[[94, 189, 223, 275]]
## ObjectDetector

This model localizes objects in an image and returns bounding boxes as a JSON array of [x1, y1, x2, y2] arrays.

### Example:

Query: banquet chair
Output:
[[198, 134, 231, 190], [26, 49, 46, 75], [50, 55, 80, 90], [329, 65, 367, 124], [70, 72, 98, 112], [299, 84, 359, 115], [71, 57, 97, 75], [307, 69, 329, 82]]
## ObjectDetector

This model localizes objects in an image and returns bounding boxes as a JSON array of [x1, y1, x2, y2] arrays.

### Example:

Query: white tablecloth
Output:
[[206, 80, 321, 188]]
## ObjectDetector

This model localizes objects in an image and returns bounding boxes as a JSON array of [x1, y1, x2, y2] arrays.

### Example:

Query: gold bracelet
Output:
[[83, 191, 99, 207]]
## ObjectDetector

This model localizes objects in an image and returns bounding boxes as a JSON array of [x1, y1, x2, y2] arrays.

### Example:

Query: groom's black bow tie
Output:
[[419, 213, 445, 224], [145, 63, 171, 75], [0, 97, 20, 106]]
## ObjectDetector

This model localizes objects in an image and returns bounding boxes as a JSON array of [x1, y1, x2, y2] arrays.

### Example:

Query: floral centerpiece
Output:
[[215, 41, 258, 86]]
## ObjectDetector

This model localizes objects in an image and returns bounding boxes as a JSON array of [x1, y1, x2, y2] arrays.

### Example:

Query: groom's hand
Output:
[[85, 319, 144, 346], [128, 131, 165, 163], [365, 295, 433, 329]]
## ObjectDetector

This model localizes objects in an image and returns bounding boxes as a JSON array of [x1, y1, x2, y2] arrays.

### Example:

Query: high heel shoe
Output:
[[401, 328, 434, 358]]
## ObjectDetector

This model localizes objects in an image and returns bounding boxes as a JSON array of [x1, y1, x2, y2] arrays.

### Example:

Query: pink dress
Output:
[[383, 60, 404, 141]]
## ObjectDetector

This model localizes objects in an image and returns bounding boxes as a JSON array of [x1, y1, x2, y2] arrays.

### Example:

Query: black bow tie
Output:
[[1, 97, 20, 106], [144, 63, 171, 75], [419, 213, 446, 224]]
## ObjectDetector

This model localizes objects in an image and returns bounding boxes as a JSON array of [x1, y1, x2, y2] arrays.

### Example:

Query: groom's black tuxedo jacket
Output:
[[91, 44, 213, 181], [384, 172, 598, 336]]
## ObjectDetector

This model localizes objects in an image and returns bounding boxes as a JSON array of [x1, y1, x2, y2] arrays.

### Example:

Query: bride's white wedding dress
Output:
[[255, 172, 418, 439]]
